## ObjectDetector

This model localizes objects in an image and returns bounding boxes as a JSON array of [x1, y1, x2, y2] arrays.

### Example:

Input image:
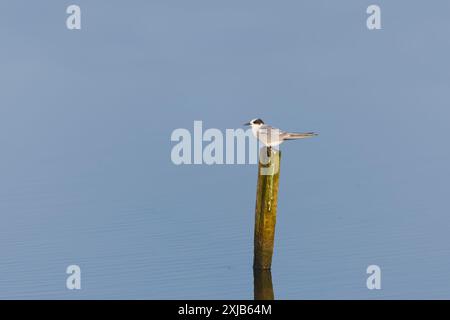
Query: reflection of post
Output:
[[253, 147, 281, 270], [253, 269, 275, 300]]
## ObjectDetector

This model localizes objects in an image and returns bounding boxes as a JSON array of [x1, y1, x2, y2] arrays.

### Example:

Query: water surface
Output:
[[1, 1, 450, 299]]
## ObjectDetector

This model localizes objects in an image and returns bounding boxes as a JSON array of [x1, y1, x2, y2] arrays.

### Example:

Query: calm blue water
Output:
[[1, 1, 450, 299]]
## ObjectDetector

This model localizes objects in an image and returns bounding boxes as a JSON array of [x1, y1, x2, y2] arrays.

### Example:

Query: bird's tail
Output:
[[284, 132, 318, 140]]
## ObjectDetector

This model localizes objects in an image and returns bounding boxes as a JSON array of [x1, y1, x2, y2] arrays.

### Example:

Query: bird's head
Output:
[[244, 118, 264, 127]]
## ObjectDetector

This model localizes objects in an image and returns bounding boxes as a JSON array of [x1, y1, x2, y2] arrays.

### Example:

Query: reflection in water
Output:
[[253, 269, 275, 300]]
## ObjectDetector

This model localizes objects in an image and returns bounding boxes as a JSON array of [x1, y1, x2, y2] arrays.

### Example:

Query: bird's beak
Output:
[[243, 122, 251, 126]]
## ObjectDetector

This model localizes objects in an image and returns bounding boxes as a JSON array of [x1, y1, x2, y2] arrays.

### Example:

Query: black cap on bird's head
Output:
[[244, 118, 264, 126]]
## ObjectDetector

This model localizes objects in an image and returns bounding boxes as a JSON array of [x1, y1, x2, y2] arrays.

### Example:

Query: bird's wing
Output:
[[257, 125, 282, 138], [256, 125, 285, 145], [259, 125, 283, 134], [281, 131, 318, 140]]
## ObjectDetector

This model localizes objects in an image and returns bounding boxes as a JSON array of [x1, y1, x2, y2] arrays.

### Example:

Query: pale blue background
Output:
[[1, 0, 449, 299]]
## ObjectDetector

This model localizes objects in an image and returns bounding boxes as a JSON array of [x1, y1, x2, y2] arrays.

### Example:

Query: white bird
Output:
[[244, 118, 317, 155]]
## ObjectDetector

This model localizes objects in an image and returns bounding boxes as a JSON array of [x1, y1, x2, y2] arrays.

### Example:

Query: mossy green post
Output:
[[253, 269, 275, 300], [253, 147, 281, 270]]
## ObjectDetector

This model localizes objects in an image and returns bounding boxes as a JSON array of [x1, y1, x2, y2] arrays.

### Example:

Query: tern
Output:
[[244, 118, 317, 156]]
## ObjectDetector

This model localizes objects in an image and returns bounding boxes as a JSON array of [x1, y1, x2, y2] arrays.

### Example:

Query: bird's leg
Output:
[[267, 146, 272, 158]]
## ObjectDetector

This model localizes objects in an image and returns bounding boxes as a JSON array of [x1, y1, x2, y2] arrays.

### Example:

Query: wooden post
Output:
[[253, 269, 275, 300], [253, 147, 281, 270]]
